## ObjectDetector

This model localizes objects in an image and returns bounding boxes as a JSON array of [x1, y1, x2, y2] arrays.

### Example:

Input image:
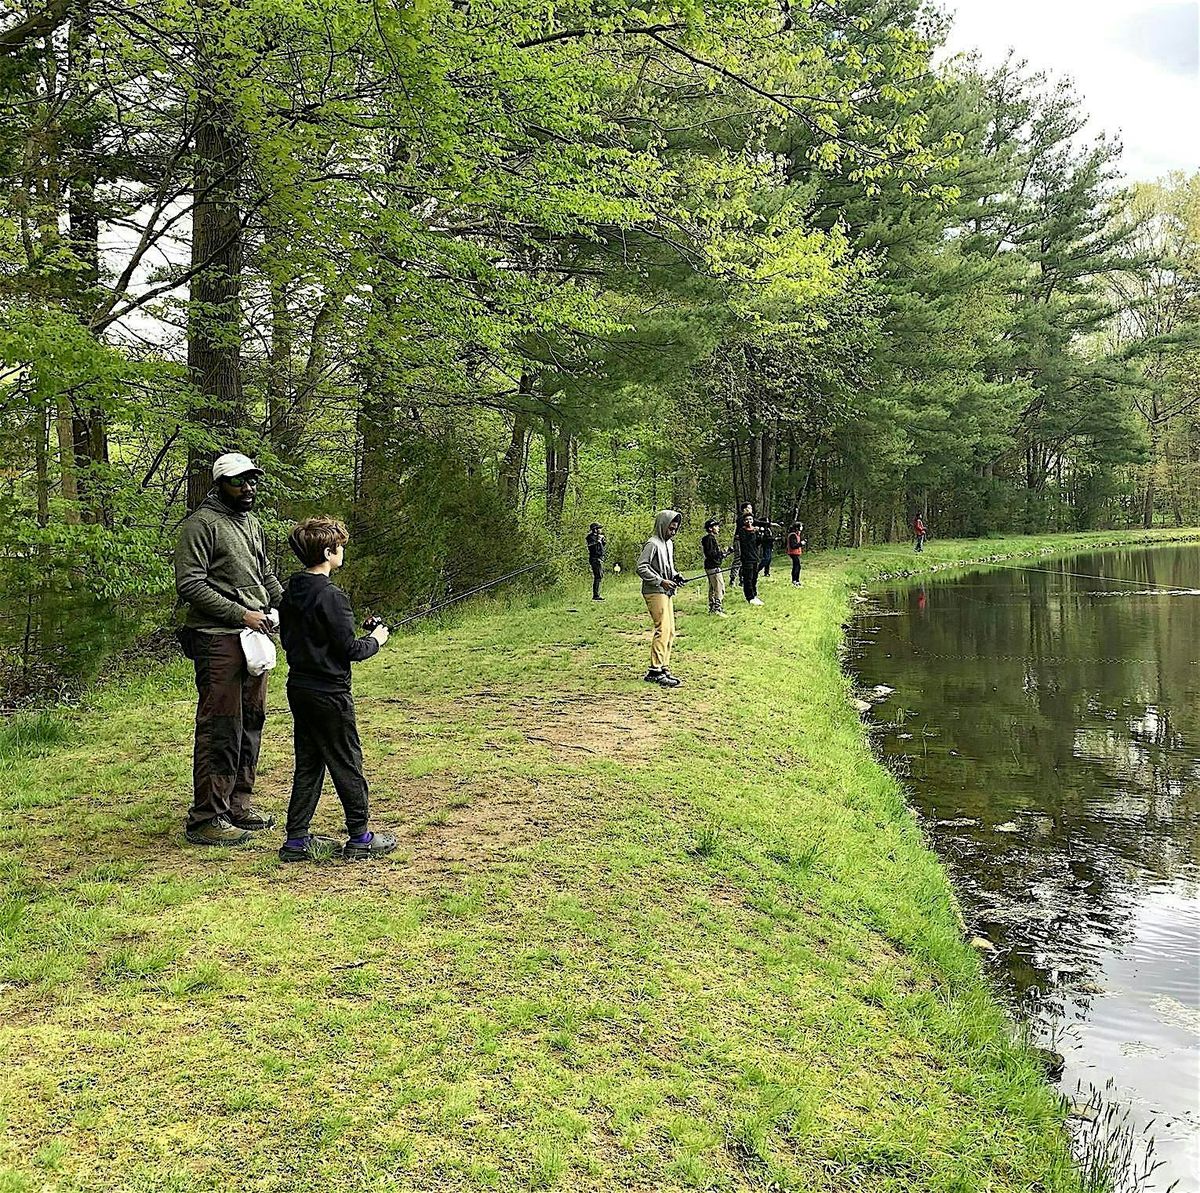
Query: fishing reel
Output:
[[363, 615, 388, 632]]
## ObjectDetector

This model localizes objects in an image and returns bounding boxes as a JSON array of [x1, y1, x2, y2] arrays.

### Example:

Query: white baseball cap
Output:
[[212, 452, 264, 482]]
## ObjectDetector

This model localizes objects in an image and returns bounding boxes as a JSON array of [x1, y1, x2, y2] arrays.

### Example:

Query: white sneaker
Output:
[[749, 597, 764, 606]]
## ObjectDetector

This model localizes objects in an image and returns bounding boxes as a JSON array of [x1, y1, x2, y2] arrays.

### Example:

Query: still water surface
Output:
[[850, 545, 1200, 1190]]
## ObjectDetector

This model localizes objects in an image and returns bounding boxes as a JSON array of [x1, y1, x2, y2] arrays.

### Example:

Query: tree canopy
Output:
[[2, 0, 1197, 693]]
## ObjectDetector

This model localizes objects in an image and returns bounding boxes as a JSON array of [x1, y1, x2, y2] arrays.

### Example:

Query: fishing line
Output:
[[386, 562, 546, 628], [983, 562, 1196, 595]]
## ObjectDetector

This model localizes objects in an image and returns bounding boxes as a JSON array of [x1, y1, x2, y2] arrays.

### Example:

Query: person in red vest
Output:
[[913, 514, 927, 553]]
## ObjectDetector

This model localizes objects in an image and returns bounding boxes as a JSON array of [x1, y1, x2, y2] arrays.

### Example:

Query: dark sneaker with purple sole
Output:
[[278, 835, 342, 863]]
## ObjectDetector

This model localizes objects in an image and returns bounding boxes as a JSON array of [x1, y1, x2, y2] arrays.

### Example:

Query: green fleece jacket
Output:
[[174, 494, 284, 633]]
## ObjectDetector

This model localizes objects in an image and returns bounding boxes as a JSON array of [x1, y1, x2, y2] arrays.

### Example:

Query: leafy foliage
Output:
[[0, 0, 1196, 696]]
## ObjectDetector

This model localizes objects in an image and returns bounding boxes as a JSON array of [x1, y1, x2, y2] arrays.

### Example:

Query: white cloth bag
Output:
[[239, 608, 279, 676]]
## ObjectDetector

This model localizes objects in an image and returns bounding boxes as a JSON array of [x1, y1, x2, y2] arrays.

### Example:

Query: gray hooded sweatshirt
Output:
[[637, 510, 682, 596]]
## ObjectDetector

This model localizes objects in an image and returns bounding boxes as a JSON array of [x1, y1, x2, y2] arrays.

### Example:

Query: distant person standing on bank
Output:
[[701, 519, 729, 616], [637, 510, 685, 687], [736, 513, 763, 605], [913, 515, 927, 553], [586, 522, 606, 600], [730, 501, 753, 587], [786, 522, 807, 586], [174, 452, 283, 846], [758, 519, 775, 578]]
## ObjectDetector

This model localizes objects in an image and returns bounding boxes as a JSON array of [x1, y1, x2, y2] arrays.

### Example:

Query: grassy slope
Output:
[[3, 528, 1195, 1193]]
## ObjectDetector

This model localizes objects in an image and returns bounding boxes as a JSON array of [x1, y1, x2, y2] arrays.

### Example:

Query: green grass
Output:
[[2, 527, 1196, 1192], [0, 710, 71, 761]]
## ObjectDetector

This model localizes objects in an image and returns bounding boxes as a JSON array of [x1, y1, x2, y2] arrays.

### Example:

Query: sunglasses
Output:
[[223, 474, 261, 489]]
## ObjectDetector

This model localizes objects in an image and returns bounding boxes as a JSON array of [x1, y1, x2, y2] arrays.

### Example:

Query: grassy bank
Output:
[[3, 527, 1196, 1192]]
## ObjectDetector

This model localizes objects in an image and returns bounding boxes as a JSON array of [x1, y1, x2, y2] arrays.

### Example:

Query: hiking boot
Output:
[[661, 669, 684, 686], [644, 669, 680, 688], [230, 808, 275, 832], [278, 835, 341, 863], [343, 830, 398, 861], [185, 816, 251, 847]]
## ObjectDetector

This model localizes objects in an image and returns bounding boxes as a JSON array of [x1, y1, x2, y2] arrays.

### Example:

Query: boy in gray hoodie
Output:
[[636, 510, 685, 687]]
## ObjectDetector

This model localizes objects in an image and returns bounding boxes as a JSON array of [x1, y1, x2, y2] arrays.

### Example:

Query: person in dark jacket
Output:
[[736, 513, 763, 605], [586, 522, 606, 600], [174, 452, 283, 847], [278, 516, 396, 862], [757, 519, 775, 577], [701, 519, 729, 615], [786, 522, 807, 586], [729, 502, 753, 587]]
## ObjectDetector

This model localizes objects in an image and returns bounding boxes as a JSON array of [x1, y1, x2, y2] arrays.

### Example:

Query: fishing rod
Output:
[[675, 562, 739, 585], [375, 562, 546, 630], [984, 561, 1197, 594]]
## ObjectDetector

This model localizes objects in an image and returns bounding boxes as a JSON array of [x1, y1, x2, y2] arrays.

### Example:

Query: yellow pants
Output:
[[644, 593, 676, 670]]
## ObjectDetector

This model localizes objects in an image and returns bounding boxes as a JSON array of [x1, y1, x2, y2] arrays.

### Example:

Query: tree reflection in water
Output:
[[852, 546, 1200, 1189]]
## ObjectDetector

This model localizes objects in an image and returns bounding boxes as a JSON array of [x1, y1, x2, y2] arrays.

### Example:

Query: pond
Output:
[[849, 545, 1200, 1191]]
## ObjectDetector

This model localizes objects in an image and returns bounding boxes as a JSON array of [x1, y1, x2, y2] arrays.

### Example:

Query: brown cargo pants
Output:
[[186, 631, 268, 829]]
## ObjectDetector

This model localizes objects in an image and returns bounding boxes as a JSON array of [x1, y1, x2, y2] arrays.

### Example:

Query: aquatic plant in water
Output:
[[1070, 1079, 1178, 1193]]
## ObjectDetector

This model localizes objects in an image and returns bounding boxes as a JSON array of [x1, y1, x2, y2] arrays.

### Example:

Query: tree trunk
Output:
[[544, 419, 570, 529], [186, 72, 244, 512], [760, 420, 777, 517], [68, 118, 109, 524], [55, 397, 81, 523], [749, 432, 763, 510], [34, 399, 50, 527], [499, 378, 532, 510], [1142, 427, 1159, 529], [267, 276, 294, 456]]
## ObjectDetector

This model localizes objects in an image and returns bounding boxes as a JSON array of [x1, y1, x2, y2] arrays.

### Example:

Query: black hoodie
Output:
[[735, 522, 760, 564], [279, 572, 378, 693]]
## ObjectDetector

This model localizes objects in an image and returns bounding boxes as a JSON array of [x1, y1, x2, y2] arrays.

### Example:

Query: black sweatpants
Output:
[[590, 558, 603, 599], [791, 555, 802, 583], [285, 686, 370, 838], [742, 559, 760, 602]]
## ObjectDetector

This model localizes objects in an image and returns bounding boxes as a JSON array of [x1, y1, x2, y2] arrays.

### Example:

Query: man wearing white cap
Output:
[[174, 452, 284, 845]]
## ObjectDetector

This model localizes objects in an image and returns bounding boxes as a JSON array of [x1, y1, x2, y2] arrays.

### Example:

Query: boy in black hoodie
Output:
[[278, 517, 396, 862]]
